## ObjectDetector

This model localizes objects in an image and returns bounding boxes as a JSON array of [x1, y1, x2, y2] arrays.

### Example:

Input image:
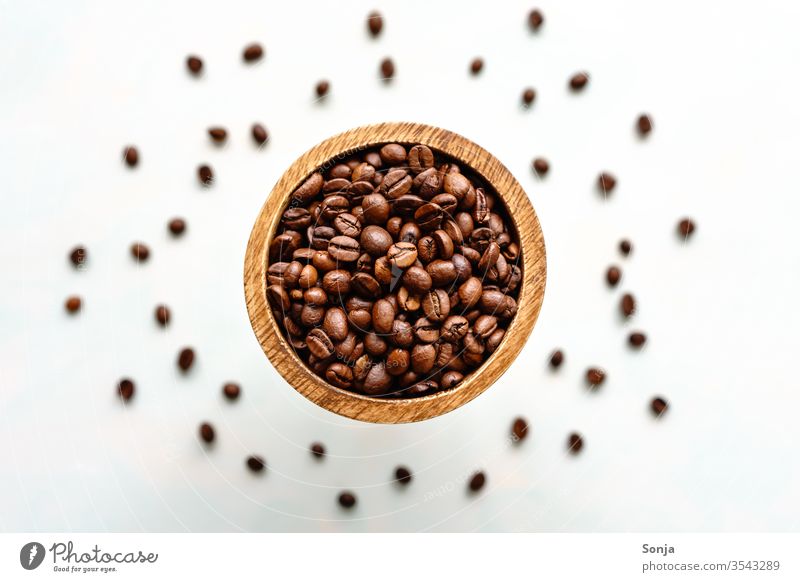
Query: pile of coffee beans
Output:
[[266, 143, 522, 398]]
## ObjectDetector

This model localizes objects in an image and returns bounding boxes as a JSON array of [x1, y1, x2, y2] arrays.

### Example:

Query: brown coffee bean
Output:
[[637, 114, 653, 136], [69, 245, 87, 268], [117, 378, 135, 401], [440, 371, 464, 390], [586, 367, 605, 387], [606, 266, 621, 287], [478, 241, 500, 273], [458, 277, 483, 308], [380, 143, 406, 165], [367, 11, 383, 37], [651, 397, 668, 417], [328, 236, 361, 262], [598, 172, 616, 195], [315, 80, 330, 98], [178, 347, 195, 372], [322, 270, 351, 295], [351, 272, 381, 299], [522, 88, 536, 106], [427, 259, 458, 287], [310, 442, 326, 458], [323, 307, 349, 341], [402, 266, 432, 294], [208, 127, 227, 143], [422, 289, 450, 322], [511, 417, 529, 442], [199, 422, 215, 443], [386, 242, 417, 268], [360, 225, 393, 256], [532, 157, 549, 176], [678, 218, 696, 239], [223, 382, 241, 400], [252, 123, 269, 145], [621, 293, 636, 317], [470, 58, 484, 75], [395, 466, 412, 484], [408, 145, 434, 174], [570, 72, 589, 91], [549, 349, 564, 369], [168, 218, 186, 236], [338, 491, 356, 508], [154, 304, 170, 326], [528, 9, 544, 30], [130, 242, 150, 262], [363, 360, 392, 394], [123, 146, 138, 167], [65, 295, 81, 313], [246, 455, 265, 473], [441, 315, 469, 343], [380, 57, 394, 81], [243, 43, 264, 62], [186, 55, 203, 75], [468, 471, 486, 492], [473, 315, 498, 338], [619, 239, 632, 256], [333, 213, 362, 238], [473, 188, 489, 223], [326, 362, 353, 388], [307, 328, 335, 359], [568, 433, 584, 454], [629, 331, 647, 348], [198, 164, 214, 186]]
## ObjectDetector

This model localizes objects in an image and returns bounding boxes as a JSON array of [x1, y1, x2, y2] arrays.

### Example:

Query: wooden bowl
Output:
[[244, 122, 546, 423]]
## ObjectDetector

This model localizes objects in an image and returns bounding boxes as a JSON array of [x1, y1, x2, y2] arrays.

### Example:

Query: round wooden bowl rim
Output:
[[244, 122, 546, 423]]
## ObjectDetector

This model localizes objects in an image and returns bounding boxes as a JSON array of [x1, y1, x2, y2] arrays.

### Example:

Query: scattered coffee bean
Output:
[[198, 164, 214, 186], [470, 58, 484, 75], [186, 55, 203, 75], [569, 72, 589, 91], [586, 367, 606, 387], [549, 349, 564, 369], [395, 466, 412, 485], [65, 295, 82, 313], [629, 331, 647, 348], [130, 242, 150, 262], [252, 123, 269, 145], [619, 239, 632, 256], [338, 491, 356, 508], [177, 347, 195, 372], [567, 432, 584, 454], [316, 80, 330, 98], [117, 378, 135, 401], [522, 88, 536, 106], [69, 245, 87, 268], [651, 396, 669, 417], [637, 114, 653, 136], [267, 143, 521, 398], [223, 382, 241, 400], [606, 266, 621, 287], [468, 471, 486, 492], [528, 9, 544, 30], [380, 58, 394, 81], [246, 455, 265, 473], [242, 43, 264, 62], [310, 442, 325, 458], [199, 422, 215, 443], [532, 157, 549, 177], [123, 146, 139, 167], [678, 218, 696, 239], [511, 417, 529, 442], [154, 304, 170, 326], [621, 293, 636, 317], [367, 11, 383, 37], [208, 127, 227, 143], [598, 172, 616, 195], [168, 218, 186, 236]]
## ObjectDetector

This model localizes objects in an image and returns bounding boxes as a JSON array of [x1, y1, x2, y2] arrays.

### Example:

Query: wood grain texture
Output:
[[244, 122, 546, 423]]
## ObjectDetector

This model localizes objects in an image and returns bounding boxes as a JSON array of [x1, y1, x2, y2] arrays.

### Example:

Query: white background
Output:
[[1, 0, 799, 532]]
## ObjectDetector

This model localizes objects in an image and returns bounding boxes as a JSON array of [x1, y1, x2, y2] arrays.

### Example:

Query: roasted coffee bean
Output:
[[651, 397, 668, 416], [374, 256, 393, 285], [154, 304, 171, 326], [458, 277, 483, 308], [408, 145, 434, 174], [243, 43, 264, 62], [293, 173, 323, 203], [432, 230, 454, 259], [532, 157, 549, 176], [468, 471, 486, 492], [208, 127, 227, 143], [629, 331, 647, 348], [598, 172, 616, 195], [387, 242, 418, 268], [522, 88, 536, 106], [549, 349, 564, 369], [199, 422, 215, 443], [361, 225, 393, 256], [247, 455, 265, 472], [586, 367, 605, 387], [252, 123, 269, 145], [417, 236, 438, 263], [478, 241, 500, 273], [363, 361, 392, 394], [186, 55, 203, 75], [386, 348, 410, 376], [380, 57, 395, 81], [570, 72, 589, 91], [362, 194, 391, 225], [326, 362, 353, 388], [168, 217, 186, 236], [414, 203, 444, 232], [198, 164, 214, 186], [380, 143, 406, 165], [413, 318, 440, 343], [322, 270, 351, 295], [621, 293, 636, 317], [65, 295, 81, 313], [395, 466, 412, 484], [352, 272, 381, 298], [422, 289, 450, 322], [223, 382, 241, 400], [678, 218, 696, 239], [323, 307, 349, 341], [70, 245, 87, 268], [473, 315, 498, 339], [130, 242, 150, 262], [473, 188, 489, 223], [402, 266, 432, 294], [528, 9, 544, 30], [440, 371, 464, 390], [298, 265, 319, 288], [310, 442, 326, 458], [117, 378, 135, 401], [367, 11, 383, 37], [390, 320, 414, 348], [470, 58, 484, 75], [637, 114, 653, 136], [441, 315, 469, 342], [427, 259, 458, 287], [333, 213, 362, 238], [301, 304, 326, 327], [511, 417, 529, 442], [315, 80, 330, 98], [307, 328, 335, 359], [567, 433, 584, 454], [619, 239, 633, 256], [372, 299, 395, 335], [606, 266, 621, 287], [123, 146, 138, 167], [328, 236, 361, 262], [338, 491, 357, 508], [178, 347, 195, 372]]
